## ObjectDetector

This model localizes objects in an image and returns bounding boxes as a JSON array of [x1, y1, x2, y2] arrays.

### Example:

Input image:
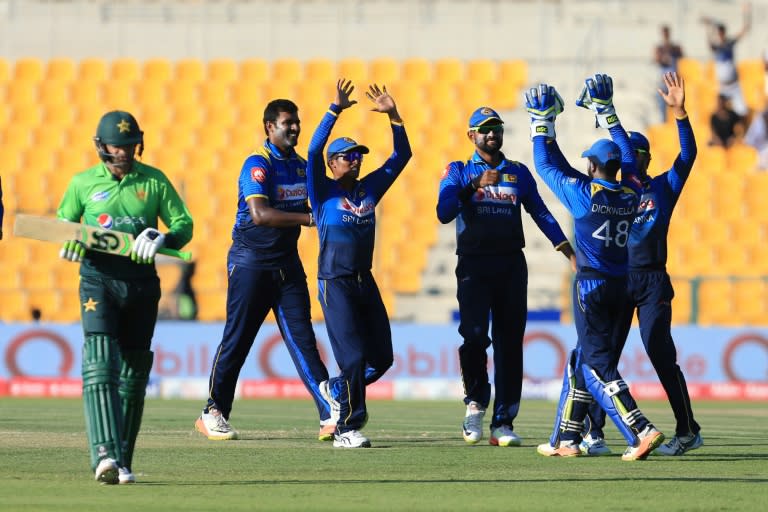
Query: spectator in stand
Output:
[[709, 94, 745, 148], [700, 2, 752, 116], [744, 107, 768, 169], [654, 25, 684, 123]]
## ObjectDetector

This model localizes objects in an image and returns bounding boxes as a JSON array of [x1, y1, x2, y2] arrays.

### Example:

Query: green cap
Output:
[[95, 111, 143, 145]]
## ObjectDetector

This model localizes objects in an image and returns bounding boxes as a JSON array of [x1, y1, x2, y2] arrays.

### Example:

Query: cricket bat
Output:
[[13, 214, 193, 262]]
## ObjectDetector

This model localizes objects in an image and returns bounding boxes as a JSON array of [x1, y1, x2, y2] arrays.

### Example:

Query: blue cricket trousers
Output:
[[586, 270, 699, 438], [455, 252, 527, 430], [206, 260, 330, 421], [319, 270, 393, 432]]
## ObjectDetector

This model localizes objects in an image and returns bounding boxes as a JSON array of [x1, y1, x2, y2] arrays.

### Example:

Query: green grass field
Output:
[[1, 398, 766, 511]]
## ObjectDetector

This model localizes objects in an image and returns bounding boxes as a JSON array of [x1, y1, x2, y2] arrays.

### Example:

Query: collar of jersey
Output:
[[264, 139, 296, 160], [470, 151, 509, 169], [591, 177, 623, 190]]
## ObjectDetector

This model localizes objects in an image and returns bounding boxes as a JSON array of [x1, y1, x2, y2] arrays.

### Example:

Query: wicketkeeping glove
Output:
[[524, 83, 564, 139], [575, 73, 620, 129], [131, 227, 166, 264], [59, 239, 86, 263]]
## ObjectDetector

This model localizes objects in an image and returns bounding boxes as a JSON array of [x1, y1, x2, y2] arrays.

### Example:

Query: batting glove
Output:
[[131, 227, 166, 264], [59, 239, 86, 263], [575, 73, 620, 129], [524, 83, 563, 139]]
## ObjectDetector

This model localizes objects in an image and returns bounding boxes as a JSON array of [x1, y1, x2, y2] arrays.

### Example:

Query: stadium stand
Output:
[[0, 0, 766, 326]]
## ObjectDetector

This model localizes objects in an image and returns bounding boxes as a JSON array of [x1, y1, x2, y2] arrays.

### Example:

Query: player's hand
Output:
[[658, 71, 686, 116], [524, 83, 563, 139], [60, 240, 85, 262], [334, 79, 357, 111], [576, 73, 620, 129], [131, 227, 165, 264]]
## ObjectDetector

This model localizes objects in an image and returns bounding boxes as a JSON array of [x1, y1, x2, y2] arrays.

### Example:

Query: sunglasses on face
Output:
[[470, 124, 504, 135], [337, 151, 363, 162]]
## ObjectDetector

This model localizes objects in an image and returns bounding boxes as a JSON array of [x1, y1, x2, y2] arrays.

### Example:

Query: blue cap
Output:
[[581, 139, 621, 166], [628, 131, 650, 152], [468, 107, 504, 128], [326, 136, 370, 161]]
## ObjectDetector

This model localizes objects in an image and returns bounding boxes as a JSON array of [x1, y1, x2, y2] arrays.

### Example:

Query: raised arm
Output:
[[306, 79, 357, 207], [659, 72, 697, 191]]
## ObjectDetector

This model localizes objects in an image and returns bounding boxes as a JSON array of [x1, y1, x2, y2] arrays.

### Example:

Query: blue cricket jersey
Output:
[[231, 140, 309, 268], [532, 126, 642, 277], [629, 117, 697, 270], [436, 153, 569, 256], [307, 104, 412, 279]]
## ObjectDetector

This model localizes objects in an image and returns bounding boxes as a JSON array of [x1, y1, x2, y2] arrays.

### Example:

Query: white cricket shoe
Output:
[[118, 466, 136, 484], [195, 407, 238, 440], [333, 430, 371, 448], [462, 401, 485, 444], [490, 425, 522, 447], [622, 425, 665, 461], [537, 440, 581, 457], [655, 432, 703, 456], [95, 457, 119, 485], [579, 434, 612, 456]]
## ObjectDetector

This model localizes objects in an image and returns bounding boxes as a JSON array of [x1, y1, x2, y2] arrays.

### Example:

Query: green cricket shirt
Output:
[[57, 161, 194, 278]]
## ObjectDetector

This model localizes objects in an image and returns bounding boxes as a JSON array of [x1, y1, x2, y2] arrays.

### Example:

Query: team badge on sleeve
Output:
[[251, 167, 267, 183]]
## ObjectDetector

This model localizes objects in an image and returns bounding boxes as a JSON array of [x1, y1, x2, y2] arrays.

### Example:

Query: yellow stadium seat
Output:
[[401, 58, 432, 84], [676, 58, 703, 85], [714, 243, 751, 276], [727, 143, 758, 172], [76, 58, 107, 83], [272, 58, 303, 84], [239, 58, 270, 85], [488, 80, 519, 110], [26, 289, 62, 320], [467, 59, 498, 85], [44, 57, 76, 83], [42, 103, 76, 127], [19, 266, 55, 290], [199, 81, 233, 110], [206, 58, 238, 85], [369, 58, 400, 84], [12, 57, 43, 83], [53, 292, 83, 323], [141, 58, 172, 83], [698, 219, 731, 245], [455, 82, 491, 112], [231, 81, 267, 112], [261, 81, 298, 104], [202, 105, 236, 132], [196, 289, 227, 322], [1, 124, 33, 153], [5, 80, 37, 107], [732, 279, 767, 326], [498, 59, 528, 89], [434, 58, 464, 84], [166, 80, 200, 109], [101, 81, 135, 110], [135, 81, 168, 110], [337, 58, 368, 83], [9, 103, 43, 128], [70, 81, 104, 110], [305, 58, 336, 82], [174, 58, 205, 84], [109, 57, 140, 82], [671, 277, 693, 325], [696, 278, 734, 326], [0, 291, 30, 323]]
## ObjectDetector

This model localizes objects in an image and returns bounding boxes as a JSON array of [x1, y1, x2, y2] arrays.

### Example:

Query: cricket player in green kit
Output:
[[57, 111, 193, 484]]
